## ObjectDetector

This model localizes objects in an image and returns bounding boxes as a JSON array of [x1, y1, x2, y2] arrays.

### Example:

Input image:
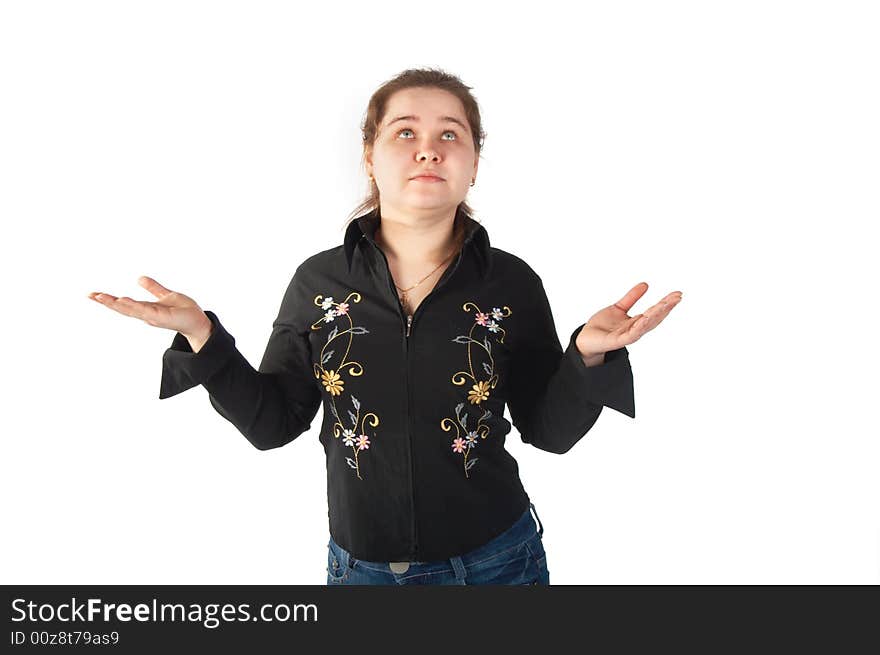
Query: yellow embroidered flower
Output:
[[468, 380, 491, 404], [321, 369, 344, 396]]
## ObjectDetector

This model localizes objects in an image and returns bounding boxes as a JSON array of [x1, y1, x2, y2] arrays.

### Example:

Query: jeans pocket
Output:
[[523, 534, 550, 585], [327, 540, 351, 584]]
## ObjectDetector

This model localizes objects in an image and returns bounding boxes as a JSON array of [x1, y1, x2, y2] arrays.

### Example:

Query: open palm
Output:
[[576, 282, 682, 357], [87, 275, 211, 338]]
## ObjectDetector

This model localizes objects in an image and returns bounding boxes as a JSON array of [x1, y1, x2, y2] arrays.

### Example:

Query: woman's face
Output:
[[366, 87, 478, 217]]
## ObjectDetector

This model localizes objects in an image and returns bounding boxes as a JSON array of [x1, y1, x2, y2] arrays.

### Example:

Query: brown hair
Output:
[[343, 67, 487, 242]]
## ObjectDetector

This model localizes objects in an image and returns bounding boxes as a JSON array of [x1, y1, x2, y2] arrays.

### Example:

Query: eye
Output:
[[397, 128, 457, 141]]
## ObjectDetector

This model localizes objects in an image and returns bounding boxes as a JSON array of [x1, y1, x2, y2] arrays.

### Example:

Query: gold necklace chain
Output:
[[394, 249, 457, 312], [376, 221, 464, 314], [394, 250, 456, 292]]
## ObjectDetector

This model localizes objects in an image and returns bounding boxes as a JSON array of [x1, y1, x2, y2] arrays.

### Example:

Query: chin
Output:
[[398, 199, 456, 213]]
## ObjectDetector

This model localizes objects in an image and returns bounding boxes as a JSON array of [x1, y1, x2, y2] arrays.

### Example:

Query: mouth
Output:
[[411, 175, 445, 182]]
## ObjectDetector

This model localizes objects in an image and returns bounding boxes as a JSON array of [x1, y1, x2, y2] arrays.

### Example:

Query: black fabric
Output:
[[159, 207, 635, 562]]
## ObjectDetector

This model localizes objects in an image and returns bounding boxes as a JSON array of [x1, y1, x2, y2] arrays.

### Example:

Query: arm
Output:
[[506, 274, 635, 455], [159, 267, 322, 451]]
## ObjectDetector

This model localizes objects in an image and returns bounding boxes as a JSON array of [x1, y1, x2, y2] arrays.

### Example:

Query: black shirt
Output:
[[159, 207, 635, 562]]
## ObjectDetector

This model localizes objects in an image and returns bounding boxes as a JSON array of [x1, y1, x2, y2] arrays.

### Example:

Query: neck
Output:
[[373, 205, 463, 271]]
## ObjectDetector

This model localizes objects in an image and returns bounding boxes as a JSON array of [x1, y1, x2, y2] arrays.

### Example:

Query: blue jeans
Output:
[[326, 502, 550, 585]]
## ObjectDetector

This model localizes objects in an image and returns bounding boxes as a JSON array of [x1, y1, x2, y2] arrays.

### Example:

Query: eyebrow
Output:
[[385, 114, 469, 133]]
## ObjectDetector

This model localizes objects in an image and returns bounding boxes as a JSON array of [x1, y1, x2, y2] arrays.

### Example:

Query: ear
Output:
[[364, 147, 373, 176]]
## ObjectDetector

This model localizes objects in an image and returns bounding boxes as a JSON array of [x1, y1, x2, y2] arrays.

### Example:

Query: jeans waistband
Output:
[[332, 501, 544, 571]]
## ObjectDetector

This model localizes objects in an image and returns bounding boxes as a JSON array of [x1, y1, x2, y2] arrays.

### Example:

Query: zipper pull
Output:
[[406, 314, 412, 337]]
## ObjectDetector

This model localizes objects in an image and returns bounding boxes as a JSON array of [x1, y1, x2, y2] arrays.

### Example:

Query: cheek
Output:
[[375, 152, 412, 176], [450, 152, 476, 173], [370, 144, 398, 165]]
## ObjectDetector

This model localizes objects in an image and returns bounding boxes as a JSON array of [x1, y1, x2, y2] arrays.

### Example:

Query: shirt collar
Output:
[[343, 206, 492, 278]]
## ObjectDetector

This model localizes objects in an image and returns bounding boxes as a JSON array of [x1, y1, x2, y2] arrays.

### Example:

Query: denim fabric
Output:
[[327, 502, 550, 585]]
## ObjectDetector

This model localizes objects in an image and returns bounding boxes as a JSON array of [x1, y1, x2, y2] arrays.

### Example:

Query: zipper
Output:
[[370, 243, 420, 558], [401, 248, 466, 558], [370, 240, 467, 560], [404, 321, 417, 557], [406, 247, 464, 336]]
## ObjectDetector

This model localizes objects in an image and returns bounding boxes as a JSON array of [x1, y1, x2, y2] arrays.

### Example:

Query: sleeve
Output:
[[158, 266, 322, 451], [506, 273, 635, 454]]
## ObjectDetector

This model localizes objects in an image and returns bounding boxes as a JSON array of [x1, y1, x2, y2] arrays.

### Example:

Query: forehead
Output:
[[383, 87, 467, 124]]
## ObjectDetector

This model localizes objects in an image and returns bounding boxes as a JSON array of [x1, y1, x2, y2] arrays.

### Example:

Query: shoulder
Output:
[[269, 245, 347, 329], [487, 247, 555, 328], [488, 246, 543, 285], [278, 245, 346, 292], [276, 246, 343, 310], [296, 244, 345, 273]]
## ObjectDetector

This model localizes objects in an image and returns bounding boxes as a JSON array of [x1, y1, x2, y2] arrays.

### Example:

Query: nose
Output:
[[416, 142, 441, 162]]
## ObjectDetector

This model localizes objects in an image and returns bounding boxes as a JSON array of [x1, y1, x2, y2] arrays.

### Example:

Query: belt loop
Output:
[[529, 502, 544, 537], [450, 555, 467, 585]]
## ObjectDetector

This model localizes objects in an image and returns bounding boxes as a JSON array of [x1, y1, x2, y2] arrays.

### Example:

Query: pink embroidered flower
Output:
[[475, 312, 489, 326], [335, 302, 350, 315], [452, 437, 466, 453], [356, 435, 370, 450]]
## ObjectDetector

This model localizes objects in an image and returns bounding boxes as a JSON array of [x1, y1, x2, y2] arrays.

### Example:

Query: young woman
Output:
[[88, 68, 682, 585]]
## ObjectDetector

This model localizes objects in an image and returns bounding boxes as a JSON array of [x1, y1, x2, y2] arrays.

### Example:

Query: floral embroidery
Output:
[[321, 370, 344, 396], [311, 291, 379, 481], [468, 380, 491, 404], [441, 303, 512, 478]]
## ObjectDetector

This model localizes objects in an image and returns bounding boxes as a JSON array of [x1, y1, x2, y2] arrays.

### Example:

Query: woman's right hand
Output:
[[88, 276, 213, 351]]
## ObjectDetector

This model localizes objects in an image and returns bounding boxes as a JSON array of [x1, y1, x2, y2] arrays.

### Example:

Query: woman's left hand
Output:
[[575, 282, 682, 358]]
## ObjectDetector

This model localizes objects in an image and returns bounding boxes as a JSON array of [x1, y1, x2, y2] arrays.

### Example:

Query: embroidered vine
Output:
[[311, 291, 379, 480], [440, 303, 512, 478]]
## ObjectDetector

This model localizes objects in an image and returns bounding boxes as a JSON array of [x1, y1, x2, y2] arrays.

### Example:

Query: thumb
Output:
[[138, 275, 173, 299]]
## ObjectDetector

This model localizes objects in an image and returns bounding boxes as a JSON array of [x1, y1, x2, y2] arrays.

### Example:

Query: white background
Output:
[[1, 0, 877, 585]]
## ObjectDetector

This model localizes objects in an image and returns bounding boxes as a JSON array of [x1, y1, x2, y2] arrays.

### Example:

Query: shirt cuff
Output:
[[159, 310, 237, 399], [562, 323, 636, 418]]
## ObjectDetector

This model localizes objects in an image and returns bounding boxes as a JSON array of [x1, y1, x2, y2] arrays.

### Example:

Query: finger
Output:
[[613, 282, 649, 313], [659, 295, 681, 315], [90, 293, 153, 322], [638, 296, 681, 333], [138, 275, 173, 299], [651, 291, 683, 314], [88, 291, 117, 304], [643, 291, 682, 313], [609, 294, 681, 345]]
